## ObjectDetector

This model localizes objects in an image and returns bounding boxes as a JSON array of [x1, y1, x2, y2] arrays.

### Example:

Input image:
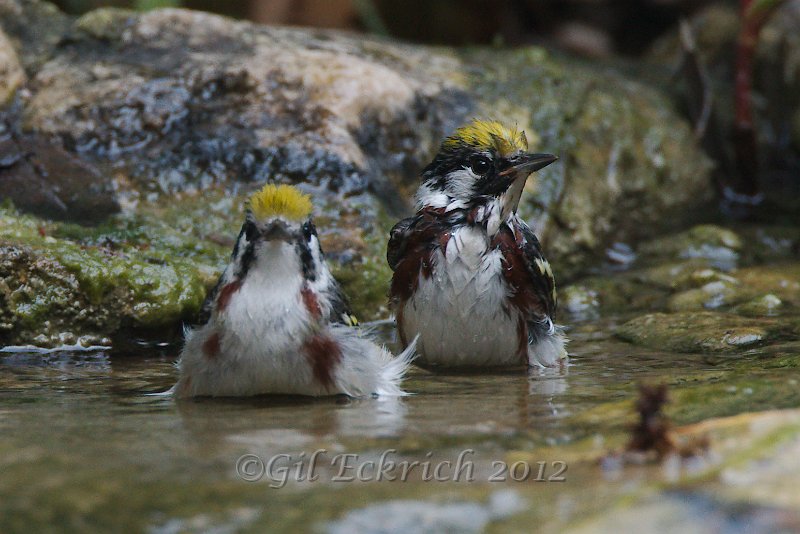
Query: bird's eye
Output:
[[244, 221, 258, 241], [469, 155, 492, 175]]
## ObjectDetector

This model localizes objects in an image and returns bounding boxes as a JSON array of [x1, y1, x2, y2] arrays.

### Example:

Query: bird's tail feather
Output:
[[374, 335, 418, 397]]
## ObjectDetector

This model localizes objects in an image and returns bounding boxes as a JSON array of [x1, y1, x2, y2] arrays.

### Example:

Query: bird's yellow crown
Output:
[[443, 119, 528, 157], [248, 184, 312, 222]]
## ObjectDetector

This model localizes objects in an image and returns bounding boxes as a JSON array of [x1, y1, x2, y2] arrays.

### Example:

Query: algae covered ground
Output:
[[2, 218, 800, 532]]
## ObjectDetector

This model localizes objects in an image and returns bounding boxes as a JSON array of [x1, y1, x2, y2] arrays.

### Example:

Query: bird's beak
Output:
[[496, 153, 558, 222], [261, 220, 294, 242], [499, 153, 559, 178]]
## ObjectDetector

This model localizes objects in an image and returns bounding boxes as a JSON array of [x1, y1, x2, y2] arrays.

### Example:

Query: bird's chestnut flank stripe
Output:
[[301, 285, 322, 319], [304, 334, 343, 389], [203, 332, 221, 359], [493, 226, 548, 318], [388, 208, 453, 302], [216, 280, 243, 313]]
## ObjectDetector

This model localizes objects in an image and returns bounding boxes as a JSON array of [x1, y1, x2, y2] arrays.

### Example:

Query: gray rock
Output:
[[0, 1, 716, 344], [0, 27, 23, 103], [0, 106, 119, 224], [18, 6, 469, 210], [4, 2, 712, 257]]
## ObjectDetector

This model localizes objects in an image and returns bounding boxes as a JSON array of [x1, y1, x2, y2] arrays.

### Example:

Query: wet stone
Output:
[[637, 225, 742, 271], [735, 294, 783, 317], [0, 207, 210, 347], [615, 312, 777, 353], [734, 264, 800, 307], [561, 285, 601, 321], [667, 280, 741, 312], [0, 125, 120, 224]]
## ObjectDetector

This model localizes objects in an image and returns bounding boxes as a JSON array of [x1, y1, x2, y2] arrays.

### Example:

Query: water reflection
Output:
[[2, 321, 799, 532], [174, 394, 410, 455]]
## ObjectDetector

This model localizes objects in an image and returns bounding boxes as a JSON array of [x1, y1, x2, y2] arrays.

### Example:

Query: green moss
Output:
[[329, 212, 395, 321], [74, 8, 137, 42], [331, 256, 392, 322], [0, 201, 221, 346]]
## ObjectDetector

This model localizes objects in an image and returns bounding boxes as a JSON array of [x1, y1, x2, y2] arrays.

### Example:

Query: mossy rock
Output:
[[0, 241, 206, 347], [637, 225, 742, 269], [615, 311, 798, 353], [0, 0, 719, 344], [0, 205, 215, 346]]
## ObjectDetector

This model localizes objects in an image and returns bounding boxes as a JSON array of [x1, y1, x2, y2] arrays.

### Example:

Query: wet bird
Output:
[[174, 184, 415, 397], [387, 119, 566, 368]]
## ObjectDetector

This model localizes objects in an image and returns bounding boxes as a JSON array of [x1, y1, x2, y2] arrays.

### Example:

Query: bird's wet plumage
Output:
[[175, 184, 414, 398], [387, 119, 567, 368]]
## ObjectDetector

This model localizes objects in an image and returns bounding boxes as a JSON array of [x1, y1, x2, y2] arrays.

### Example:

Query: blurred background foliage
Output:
[[53, 0, 727, 58]]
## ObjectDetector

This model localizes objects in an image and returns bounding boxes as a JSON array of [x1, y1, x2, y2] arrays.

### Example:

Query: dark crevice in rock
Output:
[[0, 100, 119, 224]]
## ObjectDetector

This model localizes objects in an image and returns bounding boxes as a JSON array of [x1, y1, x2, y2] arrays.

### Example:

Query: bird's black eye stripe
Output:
[[244, 220, 259, 242], [469, 155, 492, 175], [237, 240, 256, 280], [232, 223, 246, 258], [297, 221, 317, 282]]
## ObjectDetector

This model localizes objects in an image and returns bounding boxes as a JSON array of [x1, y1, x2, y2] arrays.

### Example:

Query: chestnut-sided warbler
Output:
[[387, 119, 566, 368], [174, 184, 415, 397]]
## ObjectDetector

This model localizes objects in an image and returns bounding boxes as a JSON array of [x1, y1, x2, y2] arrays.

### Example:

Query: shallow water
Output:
[[3, 315, 800, 533]]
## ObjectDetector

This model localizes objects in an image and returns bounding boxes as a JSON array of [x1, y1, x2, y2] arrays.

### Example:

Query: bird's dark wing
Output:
[[327, 278, 359, 327], [513, 219, 558, 321], [387, 216, 420, 271], [301, 219, 359, 327], [196, 277, 222, 325]]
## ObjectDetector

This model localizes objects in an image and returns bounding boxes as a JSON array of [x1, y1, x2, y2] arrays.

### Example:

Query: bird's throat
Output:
[[500, 176, 527, 222]]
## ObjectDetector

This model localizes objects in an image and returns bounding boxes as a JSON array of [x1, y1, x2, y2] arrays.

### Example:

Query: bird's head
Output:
[[226, 183, 326, 285], [416, 119, 557, 219], [244, 183, 313, 243]]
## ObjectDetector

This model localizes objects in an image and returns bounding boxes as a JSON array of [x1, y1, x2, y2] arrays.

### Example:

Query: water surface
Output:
[[3, 316, 799, 532]]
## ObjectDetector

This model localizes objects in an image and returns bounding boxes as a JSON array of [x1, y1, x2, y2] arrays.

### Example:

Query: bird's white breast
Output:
[[198, 242, 321, 395], [223, 243, 308, 348], [401, 225, 521, 367]]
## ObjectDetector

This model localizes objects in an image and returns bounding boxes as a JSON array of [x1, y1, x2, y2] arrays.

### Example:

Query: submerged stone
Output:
[[575, 408, 800, 532]]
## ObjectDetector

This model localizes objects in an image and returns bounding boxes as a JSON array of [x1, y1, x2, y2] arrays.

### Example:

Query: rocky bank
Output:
[[0, 0, 715, 346]]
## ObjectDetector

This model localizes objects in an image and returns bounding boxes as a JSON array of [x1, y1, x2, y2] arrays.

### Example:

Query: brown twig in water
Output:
[[626, 383, 675, 459]]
